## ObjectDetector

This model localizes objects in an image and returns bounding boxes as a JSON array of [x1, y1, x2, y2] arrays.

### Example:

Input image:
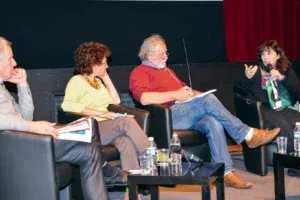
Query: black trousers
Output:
[[264, 107, 300, 152], [54, 140, 109, 200]]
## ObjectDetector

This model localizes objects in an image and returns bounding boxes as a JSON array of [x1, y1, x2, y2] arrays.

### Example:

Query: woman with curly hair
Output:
[[62, 42, 149, 171], [237, 40, 300, 153]]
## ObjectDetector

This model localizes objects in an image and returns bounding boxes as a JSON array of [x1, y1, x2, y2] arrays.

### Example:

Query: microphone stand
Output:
[[182, 38, 193, 92]]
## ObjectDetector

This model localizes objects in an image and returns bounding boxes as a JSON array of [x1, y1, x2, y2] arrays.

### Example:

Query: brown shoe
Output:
[[246, 127, 280, 149], [224, 173, 253, 189]]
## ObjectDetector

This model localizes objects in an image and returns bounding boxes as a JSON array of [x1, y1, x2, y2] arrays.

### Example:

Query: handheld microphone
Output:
[[266, 64, 278, 87], [182, 38, 193, 91]]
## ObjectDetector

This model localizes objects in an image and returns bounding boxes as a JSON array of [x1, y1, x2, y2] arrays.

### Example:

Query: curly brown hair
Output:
[[74, 42, 111, 75], [257, 40, 290, 72]]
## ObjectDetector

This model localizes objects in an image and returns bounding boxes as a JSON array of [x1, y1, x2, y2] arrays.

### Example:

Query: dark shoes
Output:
[[104, 166, 128, 188], [287, 168, 300, 178], [246, 128, 281, 149]]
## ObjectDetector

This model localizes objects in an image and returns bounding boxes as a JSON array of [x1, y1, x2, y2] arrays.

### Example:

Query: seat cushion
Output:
[[56, 163, 73, 189], [174, 130, 207, 146]]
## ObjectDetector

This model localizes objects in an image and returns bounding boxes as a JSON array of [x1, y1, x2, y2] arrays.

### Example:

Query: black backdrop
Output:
[[1, 1, 226, 69]]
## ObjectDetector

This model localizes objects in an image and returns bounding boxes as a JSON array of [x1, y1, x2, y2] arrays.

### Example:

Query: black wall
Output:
[[1, 1, 226, 69]]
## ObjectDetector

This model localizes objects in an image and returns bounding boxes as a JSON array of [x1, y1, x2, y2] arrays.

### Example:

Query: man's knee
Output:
[[84, 144, 101, 164], [200, 115, 223, 133]]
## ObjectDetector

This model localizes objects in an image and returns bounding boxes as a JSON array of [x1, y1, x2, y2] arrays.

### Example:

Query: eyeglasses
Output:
[[151, 51, 170, 58]]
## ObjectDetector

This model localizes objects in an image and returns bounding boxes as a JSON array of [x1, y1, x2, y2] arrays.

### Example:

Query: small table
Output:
[[128, 162, 224, 200], [273, 152, 300, 200]]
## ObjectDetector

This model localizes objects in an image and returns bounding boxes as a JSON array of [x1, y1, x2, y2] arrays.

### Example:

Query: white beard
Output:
[[157, 63, 166, 69]]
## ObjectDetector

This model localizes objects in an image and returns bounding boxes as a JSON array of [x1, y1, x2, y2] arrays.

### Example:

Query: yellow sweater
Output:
[[61, 75, 113, 121]]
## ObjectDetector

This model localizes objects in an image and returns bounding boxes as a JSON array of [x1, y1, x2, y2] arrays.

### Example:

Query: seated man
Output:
[[129, 34, 280, 189], [0, 36, 127, 200]]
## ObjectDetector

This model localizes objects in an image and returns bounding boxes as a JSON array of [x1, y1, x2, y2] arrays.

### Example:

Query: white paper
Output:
[[57, 117, 92, 143], [175, 89, 217, 104], [113, 113, 134, 120]]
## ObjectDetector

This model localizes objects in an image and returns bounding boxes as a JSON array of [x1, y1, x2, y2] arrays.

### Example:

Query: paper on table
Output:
[[175, 89, 217, 104]]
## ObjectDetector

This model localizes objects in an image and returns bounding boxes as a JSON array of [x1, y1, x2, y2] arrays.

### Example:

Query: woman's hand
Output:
[[244, 64, 258, 79], [97, 111, 116, 120], [270, 69, 285, 81]]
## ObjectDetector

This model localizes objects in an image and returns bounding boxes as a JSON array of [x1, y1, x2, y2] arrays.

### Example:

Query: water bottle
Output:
[[169, 133, 181, 154], [294, 122, 300, 154], [146, 137, 157, 175], [169, 134, 182, 176]]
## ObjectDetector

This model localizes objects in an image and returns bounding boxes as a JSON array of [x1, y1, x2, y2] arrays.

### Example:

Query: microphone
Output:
[[266, 64, 278, 87], [170, 145, 204, 165], [182, 38, 193, 91]]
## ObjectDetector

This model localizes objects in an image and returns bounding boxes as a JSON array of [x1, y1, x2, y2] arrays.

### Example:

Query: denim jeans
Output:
[[170, 94, 250, 173]]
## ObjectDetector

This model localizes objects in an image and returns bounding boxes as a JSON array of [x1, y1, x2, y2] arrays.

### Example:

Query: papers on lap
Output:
[[175, 89, 217, 104], [57, 117, 92, 143]]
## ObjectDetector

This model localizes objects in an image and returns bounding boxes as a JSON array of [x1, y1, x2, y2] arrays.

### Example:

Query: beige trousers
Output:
[[98, 116, 149, 170]]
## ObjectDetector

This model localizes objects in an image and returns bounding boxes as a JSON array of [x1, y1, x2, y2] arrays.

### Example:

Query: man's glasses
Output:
[[151, 51, 170, 58]]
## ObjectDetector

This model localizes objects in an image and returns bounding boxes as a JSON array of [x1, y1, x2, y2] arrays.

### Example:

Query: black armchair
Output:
[[0, 130, 73, 200], [57, 104, 150, 161], [234, 92, 277, 176], [136, 103, 211, 162]]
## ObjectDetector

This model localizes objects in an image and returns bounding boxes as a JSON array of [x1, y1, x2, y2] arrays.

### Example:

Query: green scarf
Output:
[[261, 68, 295, 111]]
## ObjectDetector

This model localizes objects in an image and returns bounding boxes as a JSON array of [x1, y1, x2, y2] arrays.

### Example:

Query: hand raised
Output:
[[6, 68, 28, 85], [244, 64, 258, 79]]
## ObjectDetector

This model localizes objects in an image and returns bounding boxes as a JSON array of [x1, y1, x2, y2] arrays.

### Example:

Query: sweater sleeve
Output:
[[61, 76, 86, 113], [281, 67, 300, 101], [0, 113, 30, 131], [235, 71, 257, 95], [129, 67, 152, 102], [17, 84, 34, 120]]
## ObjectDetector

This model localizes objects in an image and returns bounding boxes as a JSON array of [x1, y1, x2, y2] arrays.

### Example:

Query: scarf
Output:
[[260, 68, 295, 111]]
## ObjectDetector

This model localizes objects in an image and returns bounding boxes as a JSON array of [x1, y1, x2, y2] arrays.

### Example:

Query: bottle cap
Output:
[[296, 122, 300, 126], [148, 137, 154, 141]]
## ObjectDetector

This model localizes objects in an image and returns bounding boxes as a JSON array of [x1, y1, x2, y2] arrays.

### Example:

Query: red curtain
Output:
[[224, 0, 300, 62]]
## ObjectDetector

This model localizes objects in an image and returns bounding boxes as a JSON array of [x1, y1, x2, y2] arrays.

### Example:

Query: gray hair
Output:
[[138, 34, 166, 60], [0, 37, 12, 60]]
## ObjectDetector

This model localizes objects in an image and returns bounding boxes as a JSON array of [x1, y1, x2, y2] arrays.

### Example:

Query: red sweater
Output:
[[129, 64, 186, 107]]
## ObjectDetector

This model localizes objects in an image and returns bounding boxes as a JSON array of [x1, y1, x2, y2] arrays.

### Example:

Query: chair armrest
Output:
[[234, 93, 265, 129], [0, 130, 58, 199], [138, 104, 173, 148], [57, 107, 86, 124], [108, 104, 150, 134]]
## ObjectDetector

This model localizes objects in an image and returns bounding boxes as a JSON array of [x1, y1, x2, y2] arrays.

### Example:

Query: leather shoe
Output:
[[246, 127, 280, 148], [287, 168, 300, 178], [104, 168, 128, 188], [224, 173, 253, 189]]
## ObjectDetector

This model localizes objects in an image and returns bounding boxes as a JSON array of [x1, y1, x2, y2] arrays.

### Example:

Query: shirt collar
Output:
[[142, 60, 167, 70]]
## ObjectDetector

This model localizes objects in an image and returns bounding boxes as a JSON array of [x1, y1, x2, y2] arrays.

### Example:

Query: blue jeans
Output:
[[170, 94, 250, 173]]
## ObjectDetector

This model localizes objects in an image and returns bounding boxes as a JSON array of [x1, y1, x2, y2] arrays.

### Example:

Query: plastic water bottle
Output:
[[294, 122, 300, 154], [169, 133, 181, 154], [146, 137, 157, 175], [169, 134, 182, 176]]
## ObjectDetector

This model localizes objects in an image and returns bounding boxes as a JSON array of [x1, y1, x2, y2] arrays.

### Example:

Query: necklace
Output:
[[84, 75, 100, 90]]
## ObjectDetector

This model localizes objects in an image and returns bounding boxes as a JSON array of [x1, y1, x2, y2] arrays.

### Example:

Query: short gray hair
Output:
[[138, 34, 166, 60], [0, 37, 12, 60]]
